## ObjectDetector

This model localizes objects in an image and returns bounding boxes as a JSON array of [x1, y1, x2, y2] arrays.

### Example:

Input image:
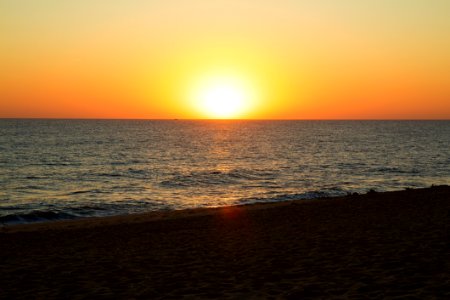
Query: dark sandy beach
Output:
[[1, 186, 449, 299]]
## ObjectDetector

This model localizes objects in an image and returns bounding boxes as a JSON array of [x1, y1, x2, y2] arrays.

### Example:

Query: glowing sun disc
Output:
[[191, 75, 254, 119]]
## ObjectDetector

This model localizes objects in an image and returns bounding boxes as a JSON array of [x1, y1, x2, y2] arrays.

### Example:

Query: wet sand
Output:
[[1, 186, 449, 299]]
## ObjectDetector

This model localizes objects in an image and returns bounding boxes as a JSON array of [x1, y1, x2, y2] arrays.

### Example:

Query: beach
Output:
[[1, 186, 449, 299]]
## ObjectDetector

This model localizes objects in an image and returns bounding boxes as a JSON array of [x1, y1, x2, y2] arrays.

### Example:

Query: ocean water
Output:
[[1, 119, 449, 225]]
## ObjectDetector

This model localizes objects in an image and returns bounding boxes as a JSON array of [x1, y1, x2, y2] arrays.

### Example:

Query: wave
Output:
[[68, 189, 108, 195], [236, 190, 348, 206], [0, 200, 171, 226], [0, 210, 77, 225], [97, 173, 123, 177], [160, 168, 278, 187], [30, 162, 81, 166], [370, 166, 420, 174]]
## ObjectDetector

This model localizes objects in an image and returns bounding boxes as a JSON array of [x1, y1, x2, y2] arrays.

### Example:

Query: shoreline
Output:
[[1, 185, 449, 298], [0, 193, 331, 233], [0, 186, 441, 233], [0, 186, 430, 233]]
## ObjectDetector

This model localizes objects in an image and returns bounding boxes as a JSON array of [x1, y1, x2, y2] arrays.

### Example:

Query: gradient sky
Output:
[[1, 0, 450, 119]]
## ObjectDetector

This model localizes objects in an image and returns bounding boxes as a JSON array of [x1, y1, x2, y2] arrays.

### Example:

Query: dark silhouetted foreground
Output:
[[1, 186, 449, 299]]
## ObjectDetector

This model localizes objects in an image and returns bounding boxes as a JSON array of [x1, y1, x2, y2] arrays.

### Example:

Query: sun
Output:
[[200, 81, 247, 118], [190, 74, 256, 119]]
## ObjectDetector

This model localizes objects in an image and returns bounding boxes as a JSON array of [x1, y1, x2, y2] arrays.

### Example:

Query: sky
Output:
[[1, 0, 450, 119]]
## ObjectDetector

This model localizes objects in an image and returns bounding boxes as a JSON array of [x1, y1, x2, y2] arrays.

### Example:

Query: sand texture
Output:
[[1, 186, 449, 299]]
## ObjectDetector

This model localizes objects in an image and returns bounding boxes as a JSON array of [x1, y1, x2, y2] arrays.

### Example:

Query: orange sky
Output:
[[1, 1, 450, 119]]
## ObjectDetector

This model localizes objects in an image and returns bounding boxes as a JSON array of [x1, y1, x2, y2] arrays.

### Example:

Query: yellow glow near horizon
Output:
[[188, 73, 258, 119], [145, 38, 293, 119]]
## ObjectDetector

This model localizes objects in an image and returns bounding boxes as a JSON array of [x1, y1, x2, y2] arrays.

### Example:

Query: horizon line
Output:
[[1, 118, 449, 121]]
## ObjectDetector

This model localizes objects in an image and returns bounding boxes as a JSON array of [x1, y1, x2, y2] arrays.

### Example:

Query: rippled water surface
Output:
[[1, 120, 449, 224]]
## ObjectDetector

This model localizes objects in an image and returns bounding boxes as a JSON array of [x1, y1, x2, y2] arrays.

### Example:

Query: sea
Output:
[[1, 119, 449, 225]]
